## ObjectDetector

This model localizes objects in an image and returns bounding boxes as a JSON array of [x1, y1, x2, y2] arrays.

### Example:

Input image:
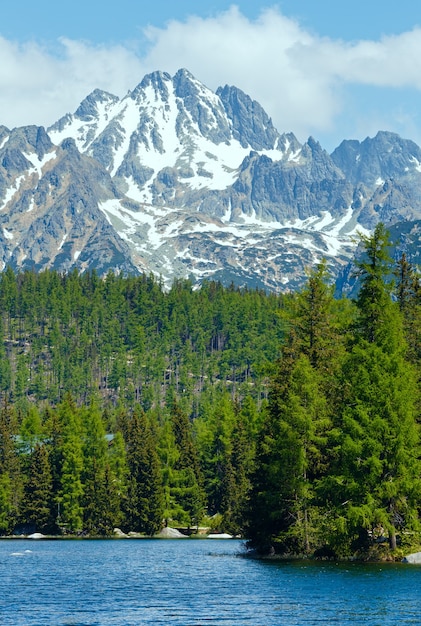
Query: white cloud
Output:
[[142, 7, 341, 136], [0, 36, 144, 129], [0, 6, 421, 147], [291, 28, 421, 88]]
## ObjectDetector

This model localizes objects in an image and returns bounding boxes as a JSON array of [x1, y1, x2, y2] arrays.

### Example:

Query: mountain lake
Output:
[[0, 538, 420, 625]]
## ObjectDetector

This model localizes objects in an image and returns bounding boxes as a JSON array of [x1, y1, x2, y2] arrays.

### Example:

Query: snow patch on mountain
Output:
[[22, 151, 56, 179], [98, 199, 165, 250], [0, 135, 9, 150], [1, 176, 26, 211], [58, 234, 67, 250], [409, 156, 421, 173]]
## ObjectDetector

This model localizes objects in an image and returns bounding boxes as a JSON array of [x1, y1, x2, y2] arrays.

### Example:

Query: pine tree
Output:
[[195, 391, 237, 515], [246, 354, 330, 554], [170, 401, 206, 528], [0, 473, 12, 533], [221, 410, 254, 535], [394, 253, 421, 364], [292, 261, 339, 372], [18, 405, 43, 456], [107, 430, 128, 530], [244, 261, 346, 553], [159, 417, 182, 526], [0, 319, 11, 395], [0, 401, 21, 532], [124, 406, 164, 535], [353, 223, 396, 347], [20, 443, 55, 533]]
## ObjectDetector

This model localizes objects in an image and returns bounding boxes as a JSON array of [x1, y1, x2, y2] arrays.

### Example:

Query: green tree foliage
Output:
[[0, 473, 12, 533], [246, 263, 339, 553], [245, 240, 421, 557], [327, 341, 421, 553], [246, 355, 330, 554], [160, 415, 184, 526], [20, 443, 55, 533], [168, 400, 206, 528], [107, 430, 128, 528], [18, 405, 43, 456], [124, 406, 164, 535], [0, 401, 21, 532], [0, 319, 11, 394], [353, 223, 397, 347], [323, 227, 421, 553], [57, 395, 84, 533], [221, 406, 255, 535], [0, 269, 284, 407], [0, 248, 419, 553], [195, 390, 238, 515], [395, 252, 421, 364], [82, 402, 114, 535]]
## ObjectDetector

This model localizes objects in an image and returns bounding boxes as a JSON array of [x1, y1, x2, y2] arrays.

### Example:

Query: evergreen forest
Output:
[[1, 223, 421, 560]]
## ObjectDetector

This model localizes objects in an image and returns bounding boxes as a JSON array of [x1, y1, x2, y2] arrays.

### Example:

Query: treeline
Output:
[[0, 390, 258, 536]]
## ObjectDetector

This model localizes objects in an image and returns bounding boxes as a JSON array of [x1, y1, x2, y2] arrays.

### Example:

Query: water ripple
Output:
[[0, 540, 420, 625]]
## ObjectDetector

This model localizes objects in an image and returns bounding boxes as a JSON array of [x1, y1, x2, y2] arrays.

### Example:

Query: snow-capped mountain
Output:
[[1, 69, 421, 291]]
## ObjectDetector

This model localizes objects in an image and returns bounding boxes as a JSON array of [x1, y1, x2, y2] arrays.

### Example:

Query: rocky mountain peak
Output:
[[132, 70, 172, 101], [74, 89, 120, 121], [331, 130, 421, 186], [4, 125, 53, 158], [216, 84, 281, 150]]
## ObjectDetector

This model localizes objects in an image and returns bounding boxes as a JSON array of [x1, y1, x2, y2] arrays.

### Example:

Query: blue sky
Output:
[[1, 1, 421, 150]]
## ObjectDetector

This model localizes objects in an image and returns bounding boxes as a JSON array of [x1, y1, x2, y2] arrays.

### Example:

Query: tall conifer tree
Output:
[[57, 395, 84, 533], [245, 263, 336, 554], [124, 406, 164, 535]]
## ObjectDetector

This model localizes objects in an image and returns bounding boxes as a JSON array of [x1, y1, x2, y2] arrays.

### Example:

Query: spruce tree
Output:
[[0, 319, 11, 395], [20, 443, 55, 533], [221, 410, 254, 535], [170, 401, 206, 528], [245, 263, 338, 554], [0, 401, 21, 532], [394, 253, 421, 364], [195, 391, 236, 515], [107, 430, 128, 530], [124, 406, 164, 535], [246, 355, 330, 554]]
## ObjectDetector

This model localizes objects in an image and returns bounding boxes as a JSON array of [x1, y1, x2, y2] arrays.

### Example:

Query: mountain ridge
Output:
[[0, 69, 421, 291]]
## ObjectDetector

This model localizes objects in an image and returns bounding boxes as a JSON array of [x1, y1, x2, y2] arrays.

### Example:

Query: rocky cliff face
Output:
[[0, 70, 421, 291]]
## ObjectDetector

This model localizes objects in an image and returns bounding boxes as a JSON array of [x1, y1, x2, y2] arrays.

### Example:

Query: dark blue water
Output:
[[0, 538, 420, 625]]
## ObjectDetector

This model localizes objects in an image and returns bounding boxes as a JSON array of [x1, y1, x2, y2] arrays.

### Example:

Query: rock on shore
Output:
[[402, 551, 421, 564]]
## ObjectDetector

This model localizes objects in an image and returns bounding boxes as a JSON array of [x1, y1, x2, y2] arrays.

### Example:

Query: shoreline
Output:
[[0, 531, 238, 541]]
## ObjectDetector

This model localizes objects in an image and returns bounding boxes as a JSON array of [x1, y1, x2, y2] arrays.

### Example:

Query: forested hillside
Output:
[[1, 225, 421, 560], [0, 269, 283, 535]]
